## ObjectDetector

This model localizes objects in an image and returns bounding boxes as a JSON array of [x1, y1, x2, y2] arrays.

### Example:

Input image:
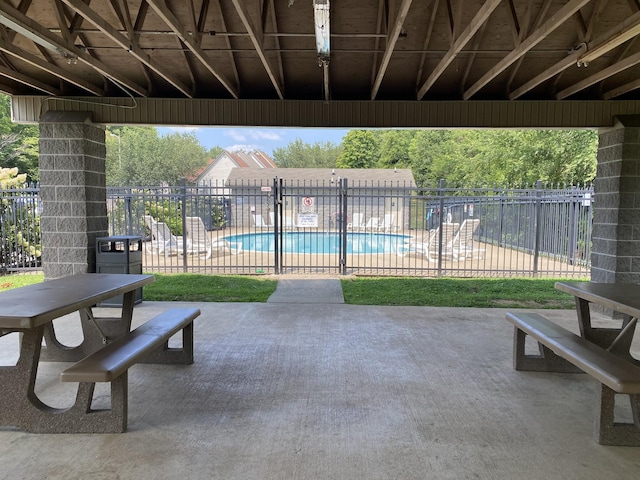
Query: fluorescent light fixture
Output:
[[0, 11, 76, 60], [578, 21, 640, 66], [313, 0, 330, 64]]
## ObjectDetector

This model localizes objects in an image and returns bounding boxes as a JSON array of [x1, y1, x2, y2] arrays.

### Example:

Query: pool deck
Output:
[[141, 228, 590, 277], [1, 298, 638, 479]]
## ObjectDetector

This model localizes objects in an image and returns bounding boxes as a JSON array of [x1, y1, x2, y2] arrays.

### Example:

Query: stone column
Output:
[[592, 116, 640, 283], [38, 111, 108, 279]]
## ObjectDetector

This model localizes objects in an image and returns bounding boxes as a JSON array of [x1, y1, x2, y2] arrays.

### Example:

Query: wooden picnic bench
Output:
[[506, 312, 640, 446], [59, 307, 200, 433]]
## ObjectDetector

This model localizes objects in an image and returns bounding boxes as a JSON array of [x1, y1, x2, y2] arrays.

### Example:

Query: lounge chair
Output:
[[363, 217, 380, 231], [400, 223, 459, 262], [347, 213, 364, 231], [448, 218, 484, 260], [378, 213, 397, 233], [143, 215, 183, 255], [185, 216, 241, 259], [269, 211, 296, 229], [252, 213, 271, 229], [427, 222, 460, 262]]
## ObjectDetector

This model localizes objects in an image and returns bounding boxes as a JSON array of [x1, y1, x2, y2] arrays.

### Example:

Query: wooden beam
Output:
[[210, 0, 241, 91], [415, 0, 440, 90], [417, 0, 502, 100], [463, 0, 590, 100], [0, 1, 148, 96], [603, 77, 640, 99], [371, 0, 413, 100], [231, 0, 284, 99], [0, 64, 60, 95], [146, 0, 238, 98], [59, 0, 193, 97], [556, 50, 640, 99], [0, 38, 103, 95], [510, 9, 640, 99]]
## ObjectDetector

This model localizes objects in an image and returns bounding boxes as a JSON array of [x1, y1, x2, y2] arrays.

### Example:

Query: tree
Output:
[[408, 129, 597, 187], [0, 94, 39, 182], [336, 130, 379, 168], [272, 138, 341, 167], [206, 146, 224, 159], [106, 126, 209, 185], [377, 130, 416, 168]]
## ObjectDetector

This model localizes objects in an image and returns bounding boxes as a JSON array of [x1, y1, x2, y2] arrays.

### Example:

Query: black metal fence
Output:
[[1, 179, 593, 278], [0, 182, 41, 273]]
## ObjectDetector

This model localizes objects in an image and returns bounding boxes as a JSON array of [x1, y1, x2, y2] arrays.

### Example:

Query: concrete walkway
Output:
[[1, 299, 639, 479], [267, 277, 344, 304]]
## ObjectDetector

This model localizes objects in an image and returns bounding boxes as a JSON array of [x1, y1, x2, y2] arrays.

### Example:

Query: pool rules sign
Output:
[[297, 196, 318, 227]]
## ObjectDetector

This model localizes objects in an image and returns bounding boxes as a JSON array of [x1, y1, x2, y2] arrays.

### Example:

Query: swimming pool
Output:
[[225, 232, 411, 254]]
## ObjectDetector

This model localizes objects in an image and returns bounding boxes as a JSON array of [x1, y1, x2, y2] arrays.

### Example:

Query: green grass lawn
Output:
[[0, 273, 584, 308]]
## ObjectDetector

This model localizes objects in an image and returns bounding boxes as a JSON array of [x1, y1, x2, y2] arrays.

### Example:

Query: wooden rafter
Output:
[[510, 8, 640, 99], [463, 0, 590, 100], [266, 0, 284, 96], [557, 50, 640, 99], [146, 0, 238, 98], [370, 0, 386, 90], [417, 0, 502, 100], [0, 37, 103, 95], [0, 63, 60, 94], [210, 0, 241, 90], [460, 21, 487, 95], [231, 0, 283, 99], [0, 1, 149, 96], [414, 0, 440, 90], [506, 0, 548, 92], [371, 0, 412, 100], [59, 0, 193, 97]]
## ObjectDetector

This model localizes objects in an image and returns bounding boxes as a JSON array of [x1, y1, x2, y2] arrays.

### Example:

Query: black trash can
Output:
[[96, 235, 143, 306]]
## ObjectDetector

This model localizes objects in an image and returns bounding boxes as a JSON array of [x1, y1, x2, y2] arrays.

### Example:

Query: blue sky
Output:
[[157, 126, 351, 157]]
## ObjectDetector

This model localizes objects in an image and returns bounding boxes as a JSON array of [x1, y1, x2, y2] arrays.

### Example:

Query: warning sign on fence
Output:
[[296, 214, 318, 228], [300, 196, 315, 213]]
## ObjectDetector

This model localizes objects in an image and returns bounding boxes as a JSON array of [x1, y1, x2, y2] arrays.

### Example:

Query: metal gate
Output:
[[271, 177, 348, 275]]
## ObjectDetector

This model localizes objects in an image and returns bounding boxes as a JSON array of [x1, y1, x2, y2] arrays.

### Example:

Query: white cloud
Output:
[[225, 128, 283, 142], [225, 129, 248, 142], [250, 130, 283, 141], [226, 144, 262, 152], [165, 126, 200, 133]]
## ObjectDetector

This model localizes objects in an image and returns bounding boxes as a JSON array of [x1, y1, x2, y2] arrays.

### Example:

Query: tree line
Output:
[[276, 129, 597, 186], [1, 93, 597, 187]]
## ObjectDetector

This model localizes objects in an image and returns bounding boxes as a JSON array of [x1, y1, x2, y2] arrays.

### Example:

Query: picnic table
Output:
[[0, 273, 199, 433], [506, 282, 640, 446]]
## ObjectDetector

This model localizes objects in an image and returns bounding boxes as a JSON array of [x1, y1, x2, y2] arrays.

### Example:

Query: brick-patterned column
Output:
[[38, 111, 108, 280], [592, 116, 640, 283]]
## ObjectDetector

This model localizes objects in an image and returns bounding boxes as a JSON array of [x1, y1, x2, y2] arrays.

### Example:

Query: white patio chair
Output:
[[185, 216, 240, 259], [347, 213, 364, 231], [448, 218, 484, 260], [378, 213, 397, 233], [143, 215, 183, 255], [363, 217, 380, 231], [252, 213, 271, 229]]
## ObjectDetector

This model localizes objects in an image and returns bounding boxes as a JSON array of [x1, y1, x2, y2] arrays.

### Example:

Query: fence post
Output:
[[180, 177, 188, 272], [437, 178, 446, 276], [274, 177, 281, 274], [125, 187, 133, 236], [340, 178, 348, 275], [533, 180, 543, 276], [568, 186, 579, 266]]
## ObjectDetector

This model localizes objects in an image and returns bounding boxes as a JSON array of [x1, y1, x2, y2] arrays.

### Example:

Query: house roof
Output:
[[192, 149, 276, 182], [227, 168, 415, 187]]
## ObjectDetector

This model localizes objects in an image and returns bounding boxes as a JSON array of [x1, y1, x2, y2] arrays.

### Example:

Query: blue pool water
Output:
[[225, 232, 411, 254]]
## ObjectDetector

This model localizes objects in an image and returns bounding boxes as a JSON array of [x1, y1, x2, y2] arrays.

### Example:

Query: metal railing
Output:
[[1, 179, 593, 278]]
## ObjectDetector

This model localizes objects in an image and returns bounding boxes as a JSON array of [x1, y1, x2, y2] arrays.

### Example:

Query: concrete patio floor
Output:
[[1, 293, 640, 479]]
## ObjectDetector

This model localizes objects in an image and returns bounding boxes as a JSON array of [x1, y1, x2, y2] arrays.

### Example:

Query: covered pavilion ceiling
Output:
[[1, 0, 640, 103]]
